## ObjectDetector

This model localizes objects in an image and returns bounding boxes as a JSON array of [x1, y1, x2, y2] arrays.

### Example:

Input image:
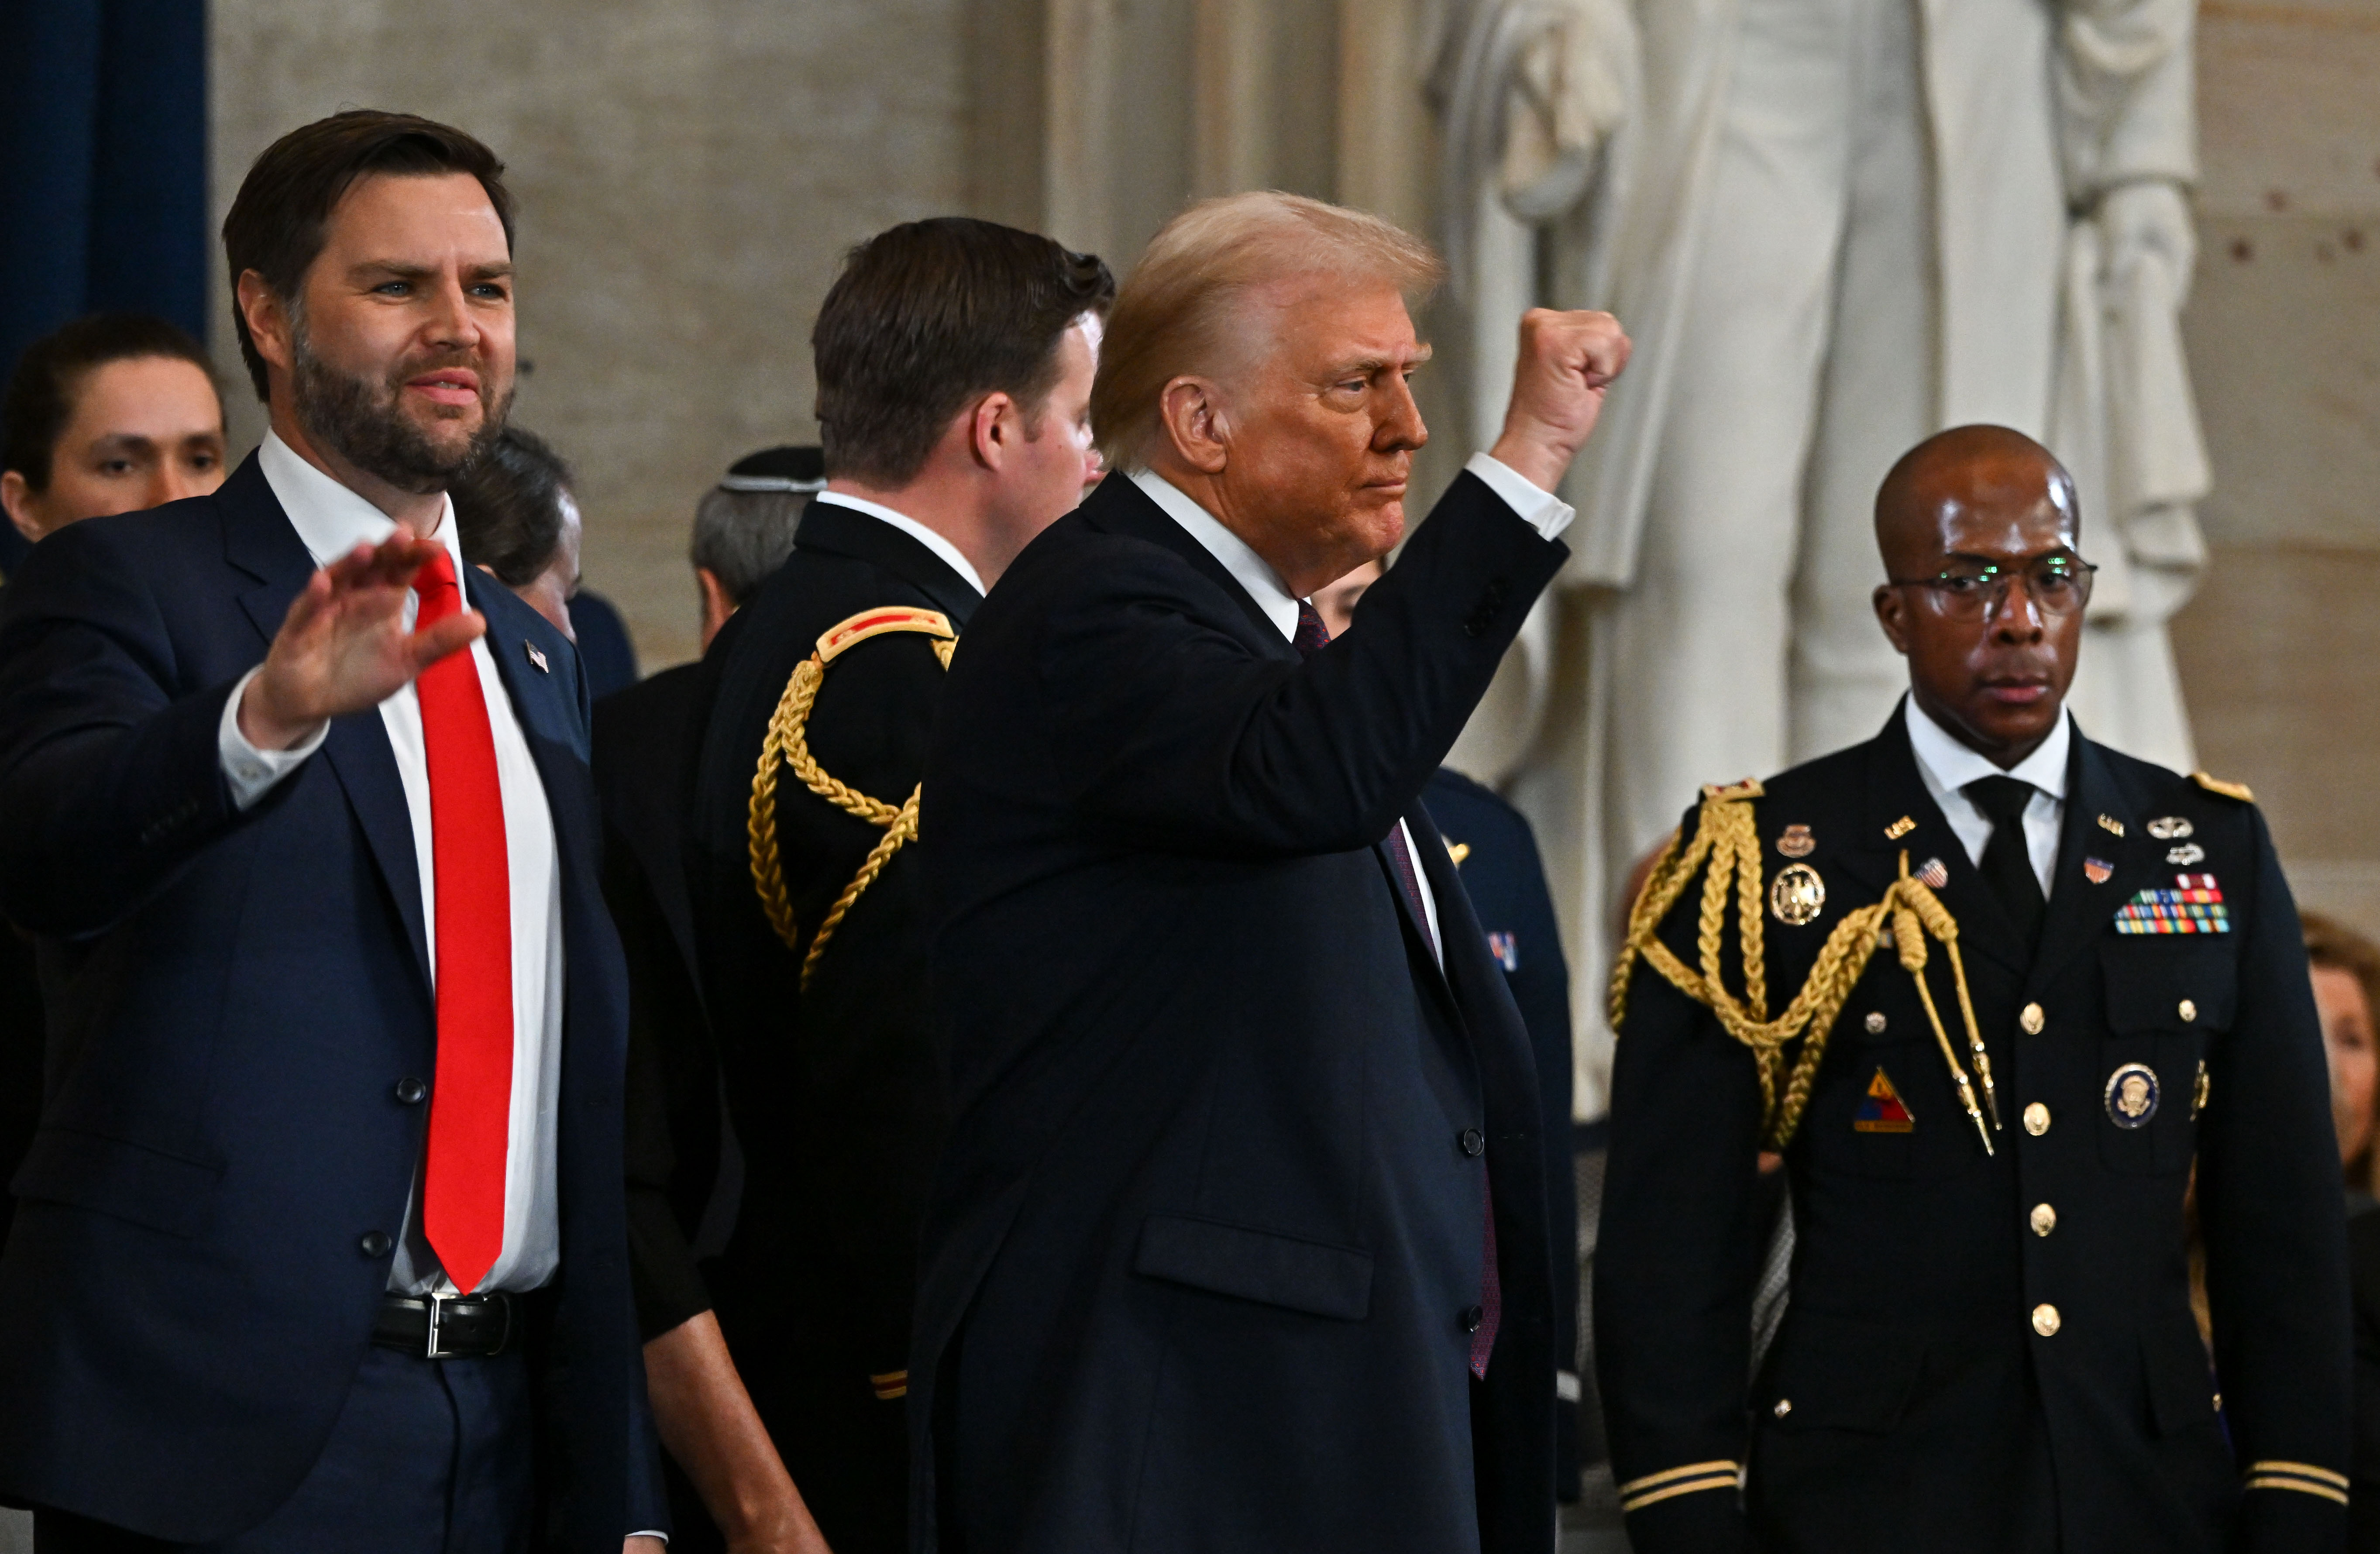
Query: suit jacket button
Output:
[[394, 1078, 428, 1105], [1459, 1128, 1486, 1157], [358, 1231, 392, 1258], [1461, 1305, 1485, 1334]]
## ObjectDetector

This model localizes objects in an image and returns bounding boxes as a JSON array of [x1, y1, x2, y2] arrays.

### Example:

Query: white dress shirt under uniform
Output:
[[218, 430, 565, 1299], [1903, 695, 2073, 898], [1128, 454, 1575, 967]]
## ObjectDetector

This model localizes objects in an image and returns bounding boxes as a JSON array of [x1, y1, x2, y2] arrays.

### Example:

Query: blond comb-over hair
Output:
[[1090, 192, 1444, 471]]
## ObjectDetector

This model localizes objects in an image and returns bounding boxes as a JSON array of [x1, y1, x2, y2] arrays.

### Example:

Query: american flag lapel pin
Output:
[[525, 640, 550, 674]]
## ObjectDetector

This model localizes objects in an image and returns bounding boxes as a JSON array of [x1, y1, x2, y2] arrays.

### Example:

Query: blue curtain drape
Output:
[[0, 0, 209, 569]]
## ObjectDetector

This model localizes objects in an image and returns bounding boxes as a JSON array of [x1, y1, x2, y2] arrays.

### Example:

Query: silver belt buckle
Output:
[[423, 1291, 457, 1360], [423, 1290, 512, 1359]]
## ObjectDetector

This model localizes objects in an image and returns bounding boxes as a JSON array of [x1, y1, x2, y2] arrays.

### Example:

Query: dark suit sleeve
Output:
[[1595, 813, 1764, 1554], [1041, 473, 1564, 857], [0, 519, 255, 937], [2198, 807, 2352, 1548]]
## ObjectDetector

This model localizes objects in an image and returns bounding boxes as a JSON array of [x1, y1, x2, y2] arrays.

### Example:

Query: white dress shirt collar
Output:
[[812, 490, 987, 598], [258, 428, 461, 571], [1903, 695, 2073, 896], [1904, 696, 2072, 803], [1125, 468, 1302, 639]]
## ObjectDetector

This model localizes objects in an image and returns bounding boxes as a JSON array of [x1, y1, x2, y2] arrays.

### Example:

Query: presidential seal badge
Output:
[[1769, 863, 1825, 926], [2105, 1063, 2160, 1129], [2147, 816, 2194, 840], [1777, 824, 1815, 859], [1916, 856, 1950, 890]]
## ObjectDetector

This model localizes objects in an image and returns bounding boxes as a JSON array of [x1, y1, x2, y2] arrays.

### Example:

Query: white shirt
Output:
[[1127, 454, 1575, 966], [1903, 696, 2072, 898], [219, 430, 565, 1297], [812, 490, 987, 596]]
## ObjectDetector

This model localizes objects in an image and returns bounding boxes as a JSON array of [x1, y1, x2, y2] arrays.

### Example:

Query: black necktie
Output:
[[1964, 775, 2045, 954]]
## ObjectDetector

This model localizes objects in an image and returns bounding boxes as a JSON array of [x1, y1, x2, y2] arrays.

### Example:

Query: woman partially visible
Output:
[[2306, 912, 2380, 1551]]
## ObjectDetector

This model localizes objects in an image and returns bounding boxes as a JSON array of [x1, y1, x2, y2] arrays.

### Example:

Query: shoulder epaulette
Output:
[[750, 606, 958, 990], [2191, 771, 2254, 803], [1701, 776, 1764, 802]]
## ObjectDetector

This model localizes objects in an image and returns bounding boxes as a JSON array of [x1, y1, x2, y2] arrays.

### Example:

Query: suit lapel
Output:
[[1839, 710, 2030, 981], [2030, 734, 2146, 991], [218, 454, 431, 987], [1393, 805, 1466, 1026]]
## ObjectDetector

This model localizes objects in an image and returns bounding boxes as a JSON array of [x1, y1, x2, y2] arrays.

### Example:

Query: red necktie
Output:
[[413, 549, 513, 1293], [1293, 599, 1499, 1377]]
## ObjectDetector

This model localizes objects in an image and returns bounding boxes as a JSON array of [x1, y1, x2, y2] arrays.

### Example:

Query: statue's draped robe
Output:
[[1431, 0, 2203, 1116]]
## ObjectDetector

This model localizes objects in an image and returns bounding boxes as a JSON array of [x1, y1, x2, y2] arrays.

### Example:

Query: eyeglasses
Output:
[[1888, 555, 2098, 622]]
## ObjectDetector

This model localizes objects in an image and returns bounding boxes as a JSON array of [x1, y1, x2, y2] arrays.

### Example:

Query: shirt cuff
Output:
[[1465, 451, 1575, 541], [218, 665, 329, 811]]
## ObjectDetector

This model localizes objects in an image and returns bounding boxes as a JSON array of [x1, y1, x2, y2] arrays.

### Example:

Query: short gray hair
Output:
[[690, 487, 805, 606]]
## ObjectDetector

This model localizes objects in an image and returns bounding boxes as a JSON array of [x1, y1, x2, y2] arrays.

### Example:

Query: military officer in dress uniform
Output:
[[1596, 425, 2350, 1554], [643, 219, 1112, 1553]]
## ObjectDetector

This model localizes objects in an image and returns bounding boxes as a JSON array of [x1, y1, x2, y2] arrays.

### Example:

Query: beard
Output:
[[290, 320, 513, 495]]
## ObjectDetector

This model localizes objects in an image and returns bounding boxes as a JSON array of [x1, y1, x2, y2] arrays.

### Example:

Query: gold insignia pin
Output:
[[1769, 863, 1825, 926], [1884, 815, 1916, 840], [1777, 824, 1815, 858], [1445, 840, 1471, 866], [2097, 814, 2123, 836]]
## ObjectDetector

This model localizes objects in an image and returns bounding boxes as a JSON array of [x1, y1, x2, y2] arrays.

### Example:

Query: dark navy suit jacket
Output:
[[911, 470, 1566, 1554], [0, 454, 660, 1548]]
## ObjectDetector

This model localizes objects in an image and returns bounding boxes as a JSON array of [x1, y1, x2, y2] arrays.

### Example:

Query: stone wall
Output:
[[2176, 0, 2380, 937]]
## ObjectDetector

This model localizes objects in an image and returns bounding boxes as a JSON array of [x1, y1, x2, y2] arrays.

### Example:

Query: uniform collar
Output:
[[1125, 468, 1300, 641], [813, 490, 987, 597], [1903, 695, 2072, 806]]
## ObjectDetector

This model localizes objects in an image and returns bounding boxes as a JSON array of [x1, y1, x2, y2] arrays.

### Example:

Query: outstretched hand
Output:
[[236, 529, 485, 751], [1489, 307, 1633, 494]]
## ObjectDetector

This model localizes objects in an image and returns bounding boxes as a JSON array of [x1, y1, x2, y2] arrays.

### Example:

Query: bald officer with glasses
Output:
[[1596, 425, 2349, 1554]]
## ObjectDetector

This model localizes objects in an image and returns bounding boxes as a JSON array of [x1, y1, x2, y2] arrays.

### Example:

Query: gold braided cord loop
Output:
[[747, 607, 956, 991], [1610, 788, 1998, 1153]]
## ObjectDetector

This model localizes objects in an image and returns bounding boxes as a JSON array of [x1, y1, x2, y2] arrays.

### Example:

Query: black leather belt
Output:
[[373, 1291, 515, 1359]]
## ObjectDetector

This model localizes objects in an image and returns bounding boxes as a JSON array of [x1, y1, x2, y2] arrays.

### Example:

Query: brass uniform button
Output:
[[2023, 1103, 2050, 1136], [1773, 1398, 1793, 1418], [2032, 1303, 2061, 1337], [2029, 1203, 2057, 1237], [2178, 998, 2197, 1023], [2020, 1002, 2046, 1035]]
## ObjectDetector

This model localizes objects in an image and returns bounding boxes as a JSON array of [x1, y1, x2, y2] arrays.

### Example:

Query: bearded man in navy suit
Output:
[[909, 192, 1629, 1554], [0, 111, 660, 1552]]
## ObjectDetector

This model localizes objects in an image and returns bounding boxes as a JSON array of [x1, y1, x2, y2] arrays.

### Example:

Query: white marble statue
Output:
[[1427, 0, 2210, 1117]]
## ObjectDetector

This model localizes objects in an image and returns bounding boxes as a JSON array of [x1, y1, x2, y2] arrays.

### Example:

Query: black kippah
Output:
[[719, 445, 826, 494]]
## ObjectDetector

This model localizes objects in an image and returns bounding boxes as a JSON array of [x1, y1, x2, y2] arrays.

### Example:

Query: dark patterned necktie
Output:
[[1965, 774, 2046, 955], [1293, 598, 1495, 1375]]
